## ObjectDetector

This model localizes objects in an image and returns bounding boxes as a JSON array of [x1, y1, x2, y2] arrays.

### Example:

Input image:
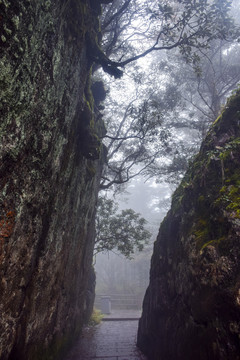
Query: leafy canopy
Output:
[[97, 0, 240, 191], [98, 0, 238, 77], [95, 196, 152, 258]]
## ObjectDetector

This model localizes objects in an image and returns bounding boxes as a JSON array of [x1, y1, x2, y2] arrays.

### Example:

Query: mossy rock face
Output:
[[0, 1, 104, 359], [138, 90, 240, 360]]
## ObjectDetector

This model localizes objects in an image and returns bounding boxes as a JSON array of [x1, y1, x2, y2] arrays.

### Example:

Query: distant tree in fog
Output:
[[95, 196, 151, 258]]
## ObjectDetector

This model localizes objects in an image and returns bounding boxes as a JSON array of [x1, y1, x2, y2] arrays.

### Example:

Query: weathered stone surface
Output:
[[138, 90, 240, 360], [0, 1, 104, 359]]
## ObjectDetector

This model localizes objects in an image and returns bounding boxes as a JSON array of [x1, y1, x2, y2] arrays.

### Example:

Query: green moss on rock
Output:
[[169, 90, 240, 252], [0, 1, 105, 360], [138, 89, 240, 360]]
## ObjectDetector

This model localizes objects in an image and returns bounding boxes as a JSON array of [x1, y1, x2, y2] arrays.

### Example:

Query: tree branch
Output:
[[102, 0, 131, 30]]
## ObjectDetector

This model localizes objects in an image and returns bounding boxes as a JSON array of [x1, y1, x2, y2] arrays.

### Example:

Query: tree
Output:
[[93, 0, 240, 191], [139, 36, 240, 182], [158, 38, 240, 123], [95, 0, 238, 78], [98, 0, 240, 189], [100, 97, 172, 190], [94, 196, 152, 258]]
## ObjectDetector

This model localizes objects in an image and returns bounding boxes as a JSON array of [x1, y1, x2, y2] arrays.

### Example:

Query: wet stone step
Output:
[[65, 320, 148, 360]]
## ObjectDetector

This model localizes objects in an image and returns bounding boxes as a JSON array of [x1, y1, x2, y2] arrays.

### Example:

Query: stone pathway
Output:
[[65, 318, 148, 360]]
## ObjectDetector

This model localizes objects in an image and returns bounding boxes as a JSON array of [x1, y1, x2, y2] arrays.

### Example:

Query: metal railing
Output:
[[95, 293, 142, 310]]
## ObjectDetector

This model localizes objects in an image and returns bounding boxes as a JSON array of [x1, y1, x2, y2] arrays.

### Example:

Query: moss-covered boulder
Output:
[[138, 89, 240, 360], [0, 1, 105, 359]]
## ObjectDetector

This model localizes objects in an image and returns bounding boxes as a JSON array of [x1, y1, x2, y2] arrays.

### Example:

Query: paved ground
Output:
[[65, 318, 148, 360]]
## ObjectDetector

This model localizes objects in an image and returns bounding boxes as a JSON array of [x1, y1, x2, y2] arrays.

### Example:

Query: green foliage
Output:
[[89, 308, 104, 325], [98, 1, 240, 191], [170, 89, 240, 254], [101, 0, 238, 71], [95, 196, 151, 258]]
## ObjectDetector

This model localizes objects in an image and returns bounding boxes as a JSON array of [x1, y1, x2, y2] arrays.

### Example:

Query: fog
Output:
[[95, 178, 172, 309], [94, 0, 240, 311]]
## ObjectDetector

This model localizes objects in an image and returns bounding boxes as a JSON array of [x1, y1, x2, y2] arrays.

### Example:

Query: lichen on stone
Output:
[[138, 89, 240, 360], [0, 1, 105, 359]]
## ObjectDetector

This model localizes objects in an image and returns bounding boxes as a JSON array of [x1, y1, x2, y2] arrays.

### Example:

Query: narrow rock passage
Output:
[[65, 320, 148, 360]]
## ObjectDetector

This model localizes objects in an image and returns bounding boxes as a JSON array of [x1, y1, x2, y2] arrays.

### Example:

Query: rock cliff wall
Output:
[[0, 1, 105, 359], [138, 90, 240, 360]]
